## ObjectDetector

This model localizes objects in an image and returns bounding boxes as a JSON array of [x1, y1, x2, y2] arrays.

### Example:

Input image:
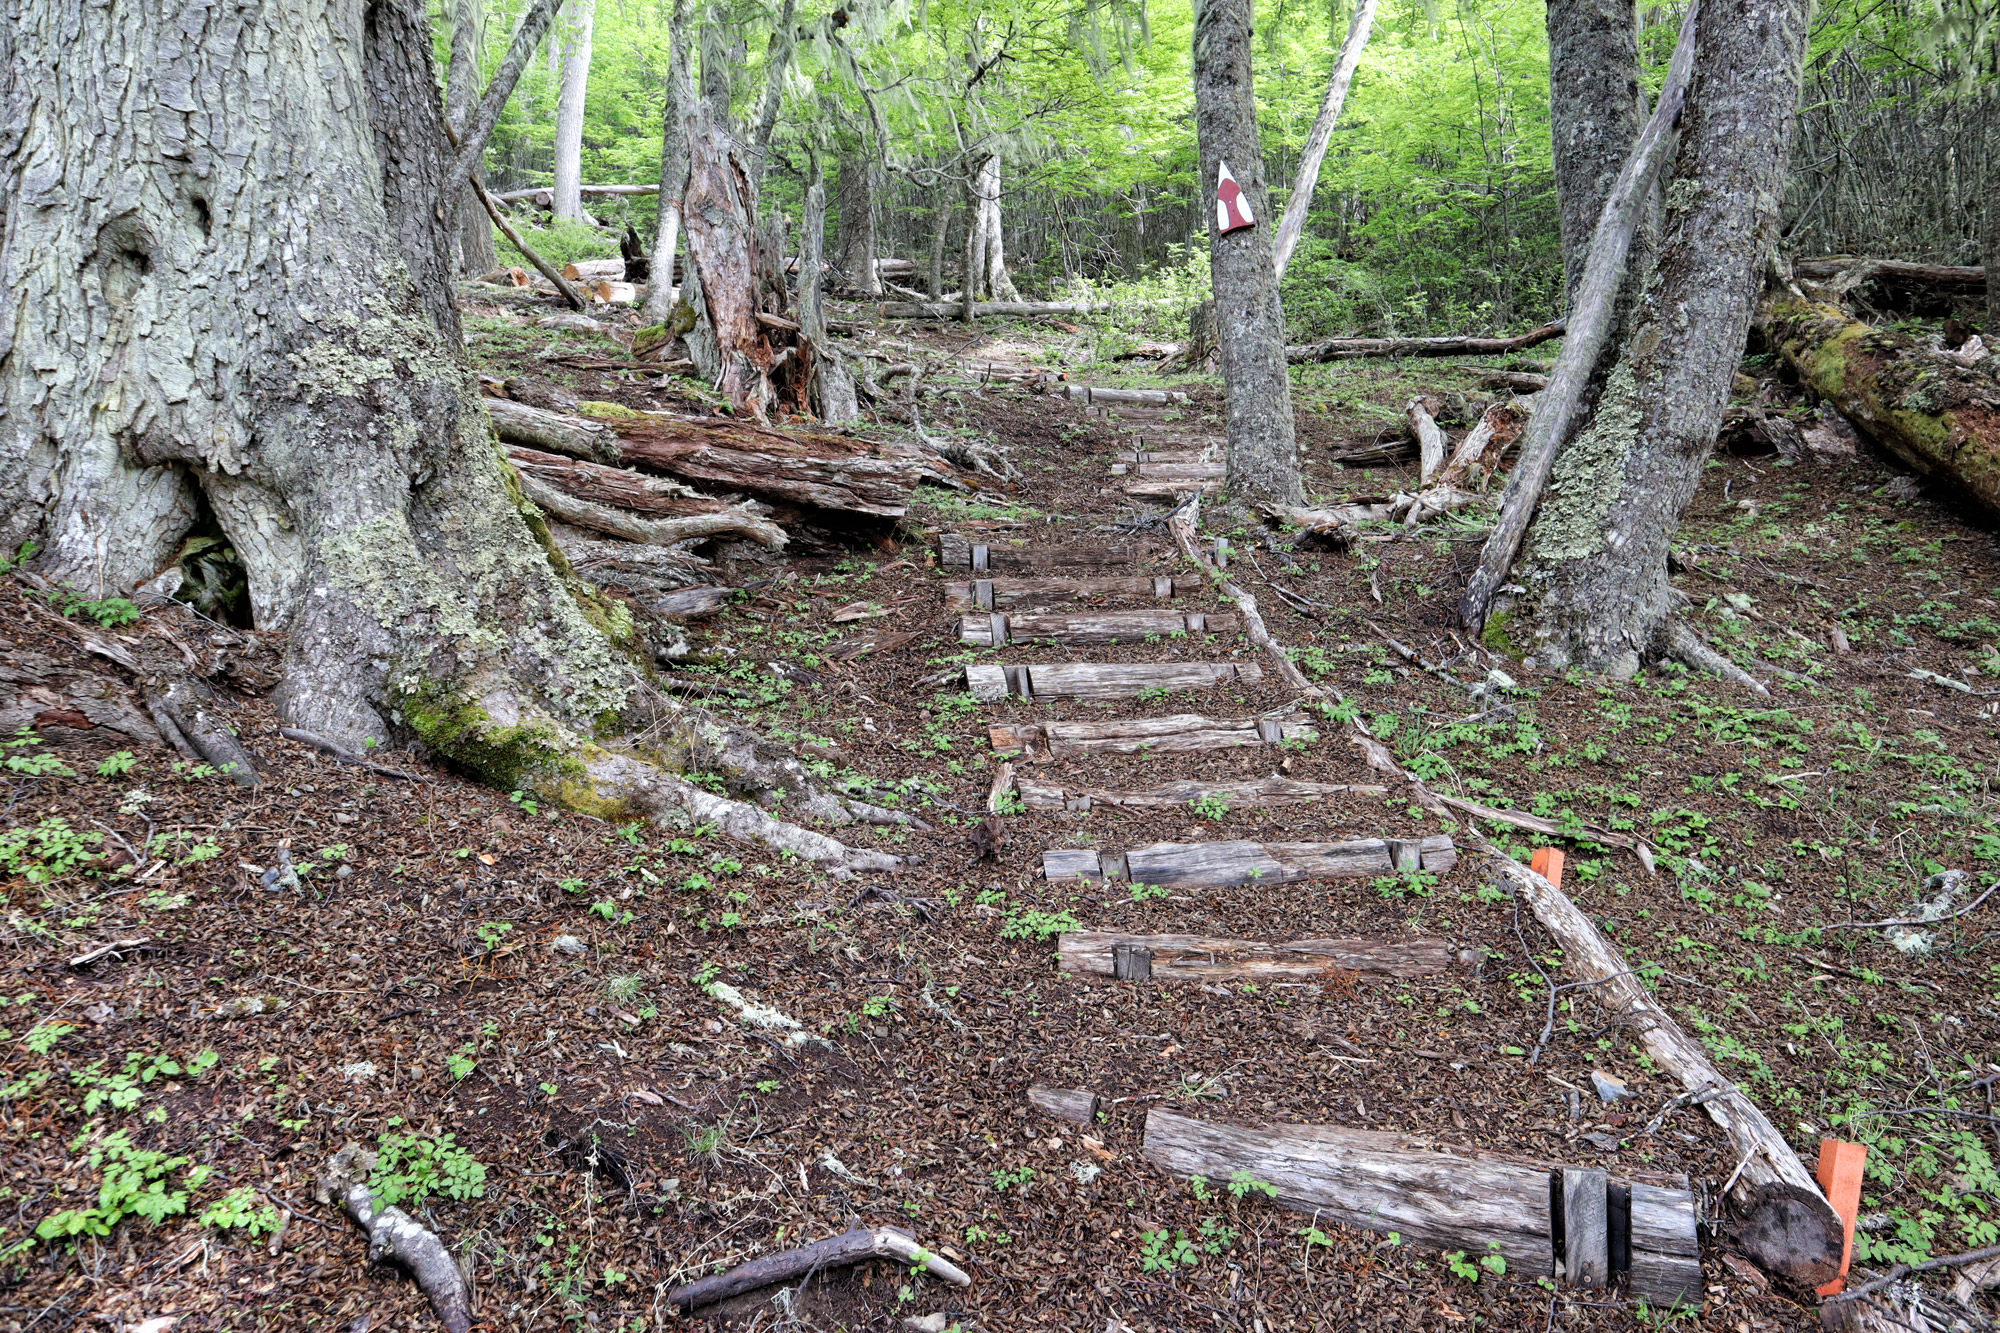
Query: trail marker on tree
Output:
[[1215, 162, 1256, 233]]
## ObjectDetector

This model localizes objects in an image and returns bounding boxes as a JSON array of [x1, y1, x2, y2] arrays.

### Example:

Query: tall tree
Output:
[[1194, 0, 1301, 506], [640, 0, 695, 323], [1269, 0, 1378, 283], [1545, 0, 1647, 304], [552, 0, 598, 221], [837, 150, 880, 296], [443, 0, 500, 275]]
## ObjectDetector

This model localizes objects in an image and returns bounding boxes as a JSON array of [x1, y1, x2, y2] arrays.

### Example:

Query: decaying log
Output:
[[487, 397, 620, 464], [1059, 385, 1191, 406], [1408, 397, 1447, 484], [1058, 929, 1458, 980], [1435, 791, 1657, 867], [990, 712, 1314, 758], [319, 1146, 472, 1333], [667, 1225, 970, 1311], [1286, 320, 1565, 364], [942, 575, 1186, 610], [875, 299, 1114, 320], [144, 676, 259, 788], [506, 445, 728, 517], [1794, 257, 1988, 315], [517, 474, 786, 550], [1027, 1085, 1101, 1124], [1043, 833, 1455, 889], [1436, 397, 1533, 490], [965, 661, 1262, 702], [1629, 1182, 1704, 1310], [958, 609, 1240, 646], [1016, 775, 1385, 810], [651, 586, 736, 619], [1755, 296, 2000, 517], [938, 533, 1163, 571]]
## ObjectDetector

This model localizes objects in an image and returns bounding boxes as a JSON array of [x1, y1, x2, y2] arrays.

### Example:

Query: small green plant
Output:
[[999, 907, 1082, 940], [1227, 1170, 1276, 1200], [24, 1129, 210, 1250], [990, 1165, 1034, 1192], [1129, 881, 1168, 901], [606, 974, 644, 1005], [369, 1125, 487, 1207], [1189, 794, 1231, 820], [0, 814, 98, 883], [95, 751, 138, 778], [199, 1185, 282, 1237], [474, 921, 514, 950], [447, 1044, 476, 1080], [1138, 1226, 1199, 1271]]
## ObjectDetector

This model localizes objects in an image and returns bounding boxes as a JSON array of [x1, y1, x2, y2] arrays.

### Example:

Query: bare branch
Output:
[[444, 0, 566, 196]]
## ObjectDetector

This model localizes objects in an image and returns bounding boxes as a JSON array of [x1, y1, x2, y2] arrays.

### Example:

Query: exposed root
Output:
[[143, 675, 261, 787], [318, 1145, 472, 1333], [1658, 619, 1768, 695]]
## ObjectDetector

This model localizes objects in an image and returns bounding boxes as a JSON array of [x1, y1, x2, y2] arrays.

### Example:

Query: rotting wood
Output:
[[1027, 1085, 1101, 1124], [1016, 775, 1385, 810], [666, 1225, 970, 1311], [965, 661, 1263, 702], [989, 712, 1315, 758], [1058, 385, 1190, 406], [487, 398, 621, 464], [1059, 929, 1458, 980], [517, 474, 786, 549], [1408, 397, 1447, 485], [651, 586, 735, 619], [1141, 1110, 1556, 1274], [1434, 791, 1657, 869], [1286, 321, 1564, 364], [1628, 1183, 1703, 1310], [942, 575, 1185, 610], [1043, 833, 1456, 888], [938, 533, 1163, 571], [506, 445, 727, 517], [958, 609, 1239, 647]]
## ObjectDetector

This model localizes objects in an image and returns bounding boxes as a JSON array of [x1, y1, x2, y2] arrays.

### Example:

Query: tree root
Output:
[[1659, 619, 1769, 695], [318, 1145, 472, 1333], [143, 676, 261, 787], [658, 700, 928, 831]]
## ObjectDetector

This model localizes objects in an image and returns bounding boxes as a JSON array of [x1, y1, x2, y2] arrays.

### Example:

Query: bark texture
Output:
[[1512, 0, 1810, 677], [639, 0, 693, 323], [1194, 0, 1301, 506], [836, 150, 879, 297], [444, 0, 499, 276], [976, 156, 1021, 302], [1546, 0, 1647, 305], [552, 0, 597, 222]]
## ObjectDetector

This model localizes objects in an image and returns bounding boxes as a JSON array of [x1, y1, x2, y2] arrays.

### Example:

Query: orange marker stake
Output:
[[1530, 848, 1565, 889], [1815, 1138, 1867, 1296]]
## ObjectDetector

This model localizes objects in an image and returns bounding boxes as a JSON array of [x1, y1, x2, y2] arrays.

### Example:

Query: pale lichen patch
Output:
[[1529, 359, 1640, 564]]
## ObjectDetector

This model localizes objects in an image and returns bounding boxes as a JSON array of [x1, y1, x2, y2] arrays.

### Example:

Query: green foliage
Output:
[[370, 1126, 488, 1207], [199, 1185, 283, 1237], [1138, 1226, 1199, 1271], [999, 906, 1083, 939], [495, 217, 618, 271], [0, 815, 100, 883], [26, 1129, 210, 1250]]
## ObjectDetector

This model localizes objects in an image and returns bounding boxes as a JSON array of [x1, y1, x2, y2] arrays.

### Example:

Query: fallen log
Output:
[[942, 575, 1185, 610], [1060, 385, 1192, 406], [495, 183, 664, 203], [1755, 295, 2000, 517], [964, 661, 1261, 702], [875, 299, 1114, 319], [666, 1225, 969, 1311], [472, 178, 586, 312], [1028, 1085, 1101, 1124], [991, 712, 1314, 758], [1016, 775, 1385, 810], [506, 445, 726, 516], [1408, 397, 1447, 484], [319, 1145, 473, 1333], [959, 609, 1239, 646], [1793, 257, 1987, 314], [938, 533, 1163, 571], [1287, 320, 1564, 364], [1043, 833, 1456, 889], [560, 258, 628, 282], [1058, 929, 1457, 979], [517, 474, 786, 549], [487, 398, 620, 463]]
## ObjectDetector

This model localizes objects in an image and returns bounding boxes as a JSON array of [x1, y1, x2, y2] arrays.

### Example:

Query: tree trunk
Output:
[[1546, 0, 1648, 307], [746, 0, 798, 192], [681, 105, 770, 416], [1194, 0, 1301, 506], [978, 156, 1022, 301], [1986, 133, 2000, 332], [836, 150, 879, 297], [1756, 296, 2000, 516], [800, 164, 860, 424], [927, 190, 950, 300], [961, 163, 988, 319], [443, 0, 499, 276], [640, 0, 694, 323], [1270, 0, 1378, 283], [1509, 0, 1810, 679], [552, 0, 597, 223]]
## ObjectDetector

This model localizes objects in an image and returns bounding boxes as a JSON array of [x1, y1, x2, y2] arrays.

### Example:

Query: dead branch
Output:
[[666, 1225, 970, 1311], [318, 1145, 472, 1333]]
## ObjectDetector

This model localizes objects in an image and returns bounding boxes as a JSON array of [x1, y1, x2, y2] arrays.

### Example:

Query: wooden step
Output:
[[942, 575, 1186, 611], [939, 532, 1160, 572], [958, 610, 1239, 647], [1124, 478, 1212, 502], [965, 661, 1261, 702], [990, 712, 1313, 757], [1042, 833, 1456, 888], [1104, 448, 1203, 465], [1108, 461, 1224, 479], [1058, 930, 1458, 981], [1017, 775, 1386, 810], [1063, 385, 1189, 406]]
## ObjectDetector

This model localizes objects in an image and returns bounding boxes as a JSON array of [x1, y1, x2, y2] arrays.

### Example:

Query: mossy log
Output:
[[1757, 296, 2000, 516]]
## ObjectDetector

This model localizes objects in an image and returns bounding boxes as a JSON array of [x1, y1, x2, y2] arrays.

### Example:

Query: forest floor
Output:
[[2, 296, 1997, 1333]]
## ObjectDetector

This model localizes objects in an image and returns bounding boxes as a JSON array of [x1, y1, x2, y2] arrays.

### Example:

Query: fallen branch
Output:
[[517, 473, 787, 549], [1287, 320, 1564, 364], [1431, 791, 1657, 871], [667, 1226, 970, 1311], [278, 728, 431, 783], [1820, 879, 1998, 932], [318, 1145, 472, 1333], [1165, 491, 1322, 697], [472, 177, 587, 311], [1828, 1240, 2000, 1304]]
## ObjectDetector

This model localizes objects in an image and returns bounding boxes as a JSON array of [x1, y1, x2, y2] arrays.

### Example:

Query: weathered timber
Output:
[[488, 397, 620, 464], [1058, 930, 1456, 980], [1564, 1167, 1609, 1289], [958, 610, 1239, 647], [1016, 775, 1385, 811], [1027, 1085, 1101, 1125], [1107, 448, 1206, 464], [942, 575, 1184, 610], [651, 586, 735, 619], [1108, 461, 1225, 479], [1408, 397, 1447, 485], [1124, 478, 1218, 502], [1060, 385, 1190, 406], [965, 662, 1262, 702], [990, 713, 1313, 757], [1287, 321, 1564, 364], [1044, 834, 1456, 888], [517, 474, 786, 549], [876, 299, 1117, 320], [1142, 1111, 1555, 1274], [938, 533, 1162, 572], [1794, 256, 1987, 312], [666, 1226, 969, 1311], [1756, 296, 2000, 516], [1628, 1183, 1702, 1310], [506, 446, 729, 517]]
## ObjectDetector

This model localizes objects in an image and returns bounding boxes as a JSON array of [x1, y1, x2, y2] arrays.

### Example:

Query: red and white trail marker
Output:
[[1215, 160, 1255, 234]]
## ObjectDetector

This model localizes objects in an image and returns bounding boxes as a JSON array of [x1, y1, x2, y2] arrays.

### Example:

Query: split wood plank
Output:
[[1016, 775, 1386, 811], [1058, 930, 1458, 981], [1027, 1085, 1101, 1125], [990, 713, 1314, 758], [938, 533, 1162, 572], [1628, 1183, 1702, 1310], [1124, 477, 1217, 502], [1142, 1110, 1556, 1275], [943, 576, 1184, 610], [958, 610, 1240, 647], [1564, 1167, 1609, 1289], [965, 662, 1262, 702], [1042, 834, 1457, 888], [1108, 462, 1226, 479], [1107, 449, 1205, 465]]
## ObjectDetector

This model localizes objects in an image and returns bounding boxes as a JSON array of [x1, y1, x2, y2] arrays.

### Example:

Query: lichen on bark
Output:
[[1521, 360, 1640, 565]]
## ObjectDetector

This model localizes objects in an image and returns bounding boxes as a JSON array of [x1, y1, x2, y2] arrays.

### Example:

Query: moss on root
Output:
[[396, 682, 587, 793]]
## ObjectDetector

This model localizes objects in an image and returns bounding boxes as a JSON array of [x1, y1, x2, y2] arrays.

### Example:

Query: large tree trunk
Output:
[[800, 163, 860, 424], [1986, 133, 2000, 333], [1757, 296, 2000, 515], [640, 0, 694, 323], [681, 106, 769, 415], [1546, 0, 1648, 307], [552, 0, 597, 222], [961, 163, 989, 319], [1269, 0, 1378, 283], [1194, 0, 1301, 507], [1507, 0, 1809, 679], [836, 150, 879, 297], [977, 156, 1021, 302], [444, 0, 499, 276]]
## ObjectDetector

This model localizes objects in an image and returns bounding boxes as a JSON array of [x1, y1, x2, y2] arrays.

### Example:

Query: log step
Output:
[[1109, 461, 1225, 479], [1058, 930, 1459, 981], [1125, 477, 1217, 502], [990, 712, 1314, 757], [964, 661, 1261, 702], [1041, 834, 1456, 888], [939, 533, 1161, 572], [1016, 776, 1387, 811], [1062, 385, 1190, 406], [1107, 448, 1204, 464], [942, 575, 1186, 610], [958, 610, 1239, 647]]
